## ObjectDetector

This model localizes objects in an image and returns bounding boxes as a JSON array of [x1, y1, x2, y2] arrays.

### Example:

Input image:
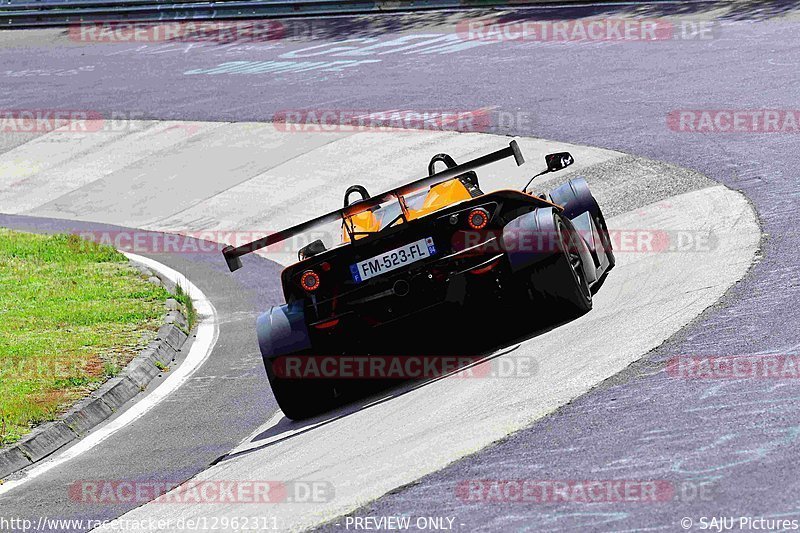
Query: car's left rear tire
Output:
[[266, 356, 343, 420]]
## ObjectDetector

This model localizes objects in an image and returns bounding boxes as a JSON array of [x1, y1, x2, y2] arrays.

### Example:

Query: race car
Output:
[[223, 140, 614, 419]]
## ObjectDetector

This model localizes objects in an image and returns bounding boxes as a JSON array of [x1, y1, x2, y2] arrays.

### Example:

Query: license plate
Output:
[[350, 237, 436, 283]]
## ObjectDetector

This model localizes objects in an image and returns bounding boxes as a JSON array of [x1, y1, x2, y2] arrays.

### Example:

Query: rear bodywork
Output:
[[223, 141, 613, 417], [224, 141, 611, 360]]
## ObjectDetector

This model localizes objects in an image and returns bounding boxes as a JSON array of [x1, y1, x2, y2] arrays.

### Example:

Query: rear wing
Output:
[[222, 140, 525, 272]]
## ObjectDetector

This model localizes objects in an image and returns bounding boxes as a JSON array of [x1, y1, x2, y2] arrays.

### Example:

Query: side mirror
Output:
[[545, 152, 574, 172]]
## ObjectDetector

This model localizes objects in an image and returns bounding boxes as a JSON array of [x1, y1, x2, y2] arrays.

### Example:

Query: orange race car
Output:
[[223, 141, 614, 419]]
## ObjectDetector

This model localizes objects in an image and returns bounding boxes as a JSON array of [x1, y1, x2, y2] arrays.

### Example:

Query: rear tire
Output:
[[528, 214, 592, 316]]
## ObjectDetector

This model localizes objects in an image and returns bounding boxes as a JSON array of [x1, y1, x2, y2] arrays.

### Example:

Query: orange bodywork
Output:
[[410, 179, 473, 219], [342, 179, 472, 242], [342, 210, 381, 242]]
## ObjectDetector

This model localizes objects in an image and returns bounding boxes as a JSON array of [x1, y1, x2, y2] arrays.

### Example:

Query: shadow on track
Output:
[[212, 307, 584, 466]]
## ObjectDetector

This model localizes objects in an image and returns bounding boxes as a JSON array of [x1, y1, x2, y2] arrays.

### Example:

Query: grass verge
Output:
[[0, 229, 175, 445], [173, 282, 196, 332]]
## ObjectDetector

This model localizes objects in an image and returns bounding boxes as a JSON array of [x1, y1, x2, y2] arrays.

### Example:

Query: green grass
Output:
[[173, 282, 197, 330], [0, 229, 174, 445]]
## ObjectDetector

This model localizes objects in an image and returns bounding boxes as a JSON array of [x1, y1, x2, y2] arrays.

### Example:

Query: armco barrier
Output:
[[0, 0, 629, 28]]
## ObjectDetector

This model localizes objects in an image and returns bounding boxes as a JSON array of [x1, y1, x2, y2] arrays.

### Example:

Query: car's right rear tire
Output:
[[527, 214, 592, 316]]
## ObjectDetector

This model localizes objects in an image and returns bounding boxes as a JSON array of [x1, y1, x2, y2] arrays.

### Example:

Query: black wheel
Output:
[[266, 357, 342, 420], [528, 214, 592, 315]]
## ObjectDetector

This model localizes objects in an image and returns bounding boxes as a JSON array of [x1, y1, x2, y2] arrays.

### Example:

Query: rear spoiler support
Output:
[[222, 140, 525, 272]]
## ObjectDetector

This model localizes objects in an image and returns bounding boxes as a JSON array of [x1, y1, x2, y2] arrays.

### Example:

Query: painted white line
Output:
[[0, 253, 219, 496]]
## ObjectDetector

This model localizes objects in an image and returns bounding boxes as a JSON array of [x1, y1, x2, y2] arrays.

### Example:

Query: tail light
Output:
[[467, 208, 490, 230], [300, 270, 320, 291]]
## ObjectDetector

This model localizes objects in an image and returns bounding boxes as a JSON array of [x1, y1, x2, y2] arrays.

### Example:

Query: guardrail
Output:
[[0, 0, 618, 27], [0, 0, 536, 27]]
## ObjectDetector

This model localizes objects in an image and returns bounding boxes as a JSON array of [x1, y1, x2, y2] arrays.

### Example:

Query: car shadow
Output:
[[212, 307, 584, 466]]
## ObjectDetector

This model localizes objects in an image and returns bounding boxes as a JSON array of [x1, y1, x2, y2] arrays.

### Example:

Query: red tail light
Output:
[[468, 208, 490, 230], [300, 270, 320, 291]]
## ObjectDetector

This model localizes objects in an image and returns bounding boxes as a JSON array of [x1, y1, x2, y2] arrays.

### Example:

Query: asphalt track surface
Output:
[[106, 187, 757, 532], [0, 120, 754, 531], [0, 1, 797, 530]]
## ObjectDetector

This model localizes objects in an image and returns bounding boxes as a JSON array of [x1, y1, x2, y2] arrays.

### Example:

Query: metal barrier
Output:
[[0, 0, 546, 27]]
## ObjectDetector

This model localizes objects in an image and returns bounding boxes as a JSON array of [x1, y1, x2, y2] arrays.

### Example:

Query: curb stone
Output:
[[0, 258, 191, 480]]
